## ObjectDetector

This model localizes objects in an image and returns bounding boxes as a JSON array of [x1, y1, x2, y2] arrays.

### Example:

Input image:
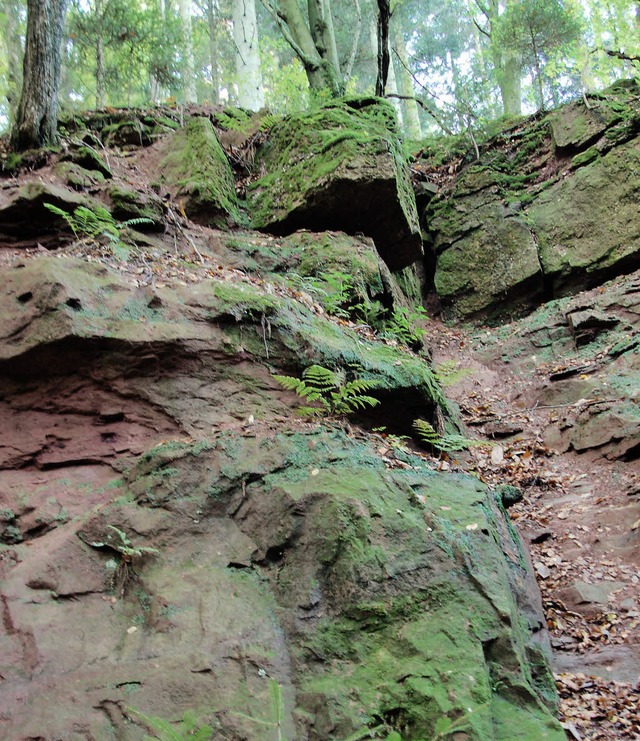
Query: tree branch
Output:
[[472, 17, 491, 39], [600, 47, 640, 63], [258, 0, 318, 69]]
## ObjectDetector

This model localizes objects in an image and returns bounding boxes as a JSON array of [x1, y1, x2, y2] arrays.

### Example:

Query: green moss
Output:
[[247, 96, 421, 270], [108, 185, 162, 223], [210, 280, 282, 321], [570, 145, 600, 168], [160, 117, 242, 226]]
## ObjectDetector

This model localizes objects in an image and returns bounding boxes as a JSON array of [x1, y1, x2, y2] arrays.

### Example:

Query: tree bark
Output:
[[263, 0, 343, 95], [232, 0, 265, 109], [495, 49, 522, 116], [375, 0, 391, 96], [12, 0, 68, 151], [95, 0, 105, 108], [205, 0, 220, 103]]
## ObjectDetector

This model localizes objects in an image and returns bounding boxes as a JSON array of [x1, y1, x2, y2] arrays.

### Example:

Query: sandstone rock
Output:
[[0, 181, 100, 249], [158, 116, 240, 227], [424, 81, 640, 319], [248, 97, 422, 271]]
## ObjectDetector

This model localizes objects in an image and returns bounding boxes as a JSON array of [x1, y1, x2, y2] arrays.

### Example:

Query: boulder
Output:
[[158, 116, 241, 227], [248, 97, 422, 271], [0, 181, 101, 249], [424, 81, 640, 319]]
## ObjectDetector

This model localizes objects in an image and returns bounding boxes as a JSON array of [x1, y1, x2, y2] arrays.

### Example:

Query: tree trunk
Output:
[[95, 0, 105, 108], [4, 0, 24, 125], [375, 0, 391, 96], [271, 0, 343, 95], [232, 0, 265, 109], [11, 0, 67, 151], [497, 50, 522, 116], [393, 24, 421, 138], [531, 35, 544, 110], [205, 0, 220, 103], [179, 0, 197, 103]]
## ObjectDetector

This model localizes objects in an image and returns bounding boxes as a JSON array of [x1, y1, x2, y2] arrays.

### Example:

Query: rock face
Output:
[[474, 269, 640, 461], [424, 80, 640, 319], [0, 247, 561, 739], [248, 97, 423, 271], [0, 103, 564, 739]]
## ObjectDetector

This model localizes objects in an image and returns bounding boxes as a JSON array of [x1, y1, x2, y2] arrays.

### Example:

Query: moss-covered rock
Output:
[[528, 137, 640, 294], [432, 197, 543, 319], [0, 181, 102, 250], [0, 428, 562, 739], [222, 229, 399, 314], [108, 185, 164, 229], [158, 116, 241, 227], [55, 161, 106, 190], [424, 81, 640, 319], [247, 96, 422, 271], [61, 145, 113, 178]]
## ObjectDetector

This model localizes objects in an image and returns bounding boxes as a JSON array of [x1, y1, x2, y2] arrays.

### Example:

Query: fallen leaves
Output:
[[556, 672, 640, 740]]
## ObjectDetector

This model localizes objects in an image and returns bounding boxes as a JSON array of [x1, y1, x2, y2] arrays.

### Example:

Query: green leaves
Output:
[[274, 364, 380, 417], [44, 202, 153, 246], [382, 306, 428, 348], [412, 419, 479, 453]]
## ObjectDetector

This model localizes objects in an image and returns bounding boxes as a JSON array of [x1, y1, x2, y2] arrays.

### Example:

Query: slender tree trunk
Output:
[[394, 24, 421, 138], [233, 0, 265, 109], [205, 0, 220, 103], [4, 0, 24, 125], [179, 0, 197, 103], [95, 0, 105, 108], [370, 20, 401, 122], [375, 0, 391, 96], [531, 36, 544, 110], [271, 0, 343, 95], [497, 50, 522, 116], [12, 0, 67, 150]]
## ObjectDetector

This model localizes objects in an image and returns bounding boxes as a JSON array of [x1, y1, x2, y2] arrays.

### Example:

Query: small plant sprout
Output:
[[274, 364, 380, 417], [89, 525, 159, 597]]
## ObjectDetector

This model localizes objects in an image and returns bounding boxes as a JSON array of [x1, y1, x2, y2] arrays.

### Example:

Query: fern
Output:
[[383, 306, 428, 347], [44, 202, 153, 245], [274, 365, 380, 417], [433, 361, 472, 387], [413, 419, 479, 453]]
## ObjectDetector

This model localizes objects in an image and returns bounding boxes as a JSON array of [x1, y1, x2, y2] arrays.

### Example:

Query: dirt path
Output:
[[428, 317, 640, 740]]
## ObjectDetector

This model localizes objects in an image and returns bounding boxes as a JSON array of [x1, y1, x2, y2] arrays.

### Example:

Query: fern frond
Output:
[[413, 419, 480, 453], [413, 419, 441, 445], [343, 379, 381, 394], [273, 374, 306, 393], [122, 216, 156, 228], [302, 365, 338, 391], [43, 202, 78, 236]]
